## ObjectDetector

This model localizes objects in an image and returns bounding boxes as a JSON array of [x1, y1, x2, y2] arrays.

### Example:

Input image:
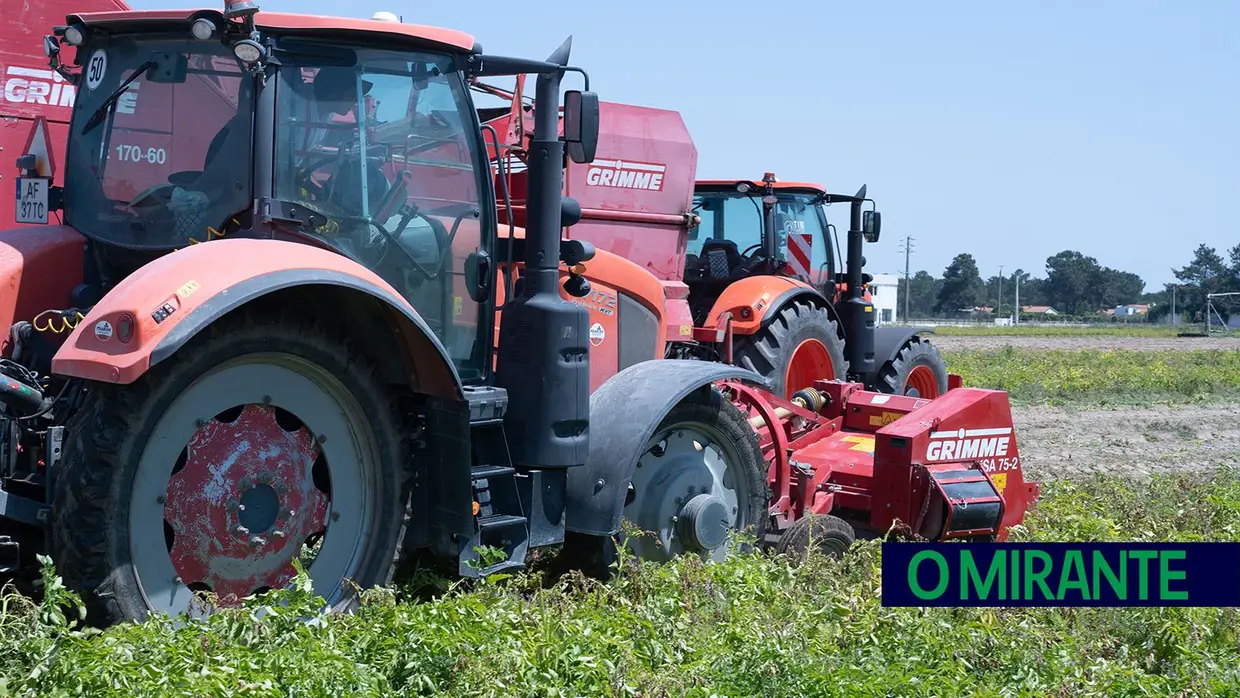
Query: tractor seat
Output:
[[698, 239, 745, 280]]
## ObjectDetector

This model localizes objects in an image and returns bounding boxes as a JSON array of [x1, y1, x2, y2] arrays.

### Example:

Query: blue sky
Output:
[[138, 0, 1237, 288]]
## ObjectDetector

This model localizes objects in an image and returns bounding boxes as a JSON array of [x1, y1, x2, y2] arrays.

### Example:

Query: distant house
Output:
[[1021, 305, 1058, 315], [1114, 304, 1150, 317]]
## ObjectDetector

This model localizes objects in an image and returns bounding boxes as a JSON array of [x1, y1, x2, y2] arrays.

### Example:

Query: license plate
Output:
[[15, 177, 49, 225]]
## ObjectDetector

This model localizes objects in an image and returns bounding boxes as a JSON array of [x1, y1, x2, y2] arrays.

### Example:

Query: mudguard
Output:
[[704, 275, 838, 337], [51, 238, 462, 399], [0, 225, 86, 355], [874, 326, 936, 368], [564, 359, 771, 536]]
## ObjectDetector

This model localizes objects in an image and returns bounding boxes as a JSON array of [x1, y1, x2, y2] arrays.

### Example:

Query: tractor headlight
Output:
[[232, 39, 264, 64], [63, 24, 86, 46], [191, 18, 216, 41]]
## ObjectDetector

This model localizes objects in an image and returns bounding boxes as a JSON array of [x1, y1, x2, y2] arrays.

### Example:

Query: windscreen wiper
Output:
[[80, 61, 156, 136]]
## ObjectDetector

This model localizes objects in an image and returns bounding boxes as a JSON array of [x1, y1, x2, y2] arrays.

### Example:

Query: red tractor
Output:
[[0, 3, 1038, 629], [686, 174, 950, 400]]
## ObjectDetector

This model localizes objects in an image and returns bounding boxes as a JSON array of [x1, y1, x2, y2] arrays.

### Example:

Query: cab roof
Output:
[[696, 179, 828, 194], [66, 9, 476, 53]]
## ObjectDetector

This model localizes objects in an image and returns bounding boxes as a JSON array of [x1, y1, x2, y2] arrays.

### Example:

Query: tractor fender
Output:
[[704, 275, 840, 338], [51, 238, 462, 400], [874, 325, 936, 367], [564, 359, 771, 536]]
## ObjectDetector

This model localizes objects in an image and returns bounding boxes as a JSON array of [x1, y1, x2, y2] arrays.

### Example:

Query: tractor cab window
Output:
[[274, 48, 492, 381], [62, 37, 253, 250], [685, 191, 763, 281], [771, 194, 830, 284]]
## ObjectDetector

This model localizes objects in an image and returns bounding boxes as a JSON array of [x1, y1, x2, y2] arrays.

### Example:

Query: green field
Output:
[[931, 324, 1184, 337], [943, 348, 1240, 404], [3, 468, 1239, 697]]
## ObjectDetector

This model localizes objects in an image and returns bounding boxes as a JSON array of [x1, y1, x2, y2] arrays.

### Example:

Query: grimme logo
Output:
[[925, 427, 1012, 462], [585, 159, 666, 191], [3, 65, 140, 113], [882, 543, 1240, 607], [4, 66, 76, 108]]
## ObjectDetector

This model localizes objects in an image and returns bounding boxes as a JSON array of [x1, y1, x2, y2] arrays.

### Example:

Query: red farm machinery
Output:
[[0, 2, 1039, 628]]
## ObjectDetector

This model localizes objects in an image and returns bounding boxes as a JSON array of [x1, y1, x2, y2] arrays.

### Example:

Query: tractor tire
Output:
[[774, 514, 856, 561], [732, 300, 848, 399], [561, 387, 770, 580], [877, 336, 949, 399], [51, 309, 413, 627]]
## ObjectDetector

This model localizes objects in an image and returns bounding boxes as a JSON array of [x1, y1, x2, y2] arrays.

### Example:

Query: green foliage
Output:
[[945, 348, 1240, 404], [932, 325, 1182, 337], [2, 470, 1240, 696]]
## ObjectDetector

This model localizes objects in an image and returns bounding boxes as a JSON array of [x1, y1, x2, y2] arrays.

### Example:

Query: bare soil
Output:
[[1013, 403, 1240, 480], [933, 335, 1240, 352]]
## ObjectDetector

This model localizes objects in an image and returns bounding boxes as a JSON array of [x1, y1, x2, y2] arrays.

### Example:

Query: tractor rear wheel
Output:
[[774, 514, 856, 561], [877, 336, 949, 399], [733, 301, 847, 399], [562, 388, 769, 578], [51, 311, 412, 626]]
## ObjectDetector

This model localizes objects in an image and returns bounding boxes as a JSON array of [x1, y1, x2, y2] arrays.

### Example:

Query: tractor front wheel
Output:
[[51, 311, 412, 626], [877, 336, 949, 399], [561, 388, 769, 579], [733, 301, 848, 399]]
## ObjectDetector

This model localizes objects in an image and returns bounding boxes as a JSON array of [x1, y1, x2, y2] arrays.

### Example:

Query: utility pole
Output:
[[1015, 274, 1020, 325], [898, 236, 914, 322], [997, 265, 1004, 319], [1171, 285, 1177, 326]]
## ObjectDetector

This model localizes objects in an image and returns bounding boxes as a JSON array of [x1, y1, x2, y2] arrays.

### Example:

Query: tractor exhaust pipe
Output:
[[493, 38, 591, 471], [840, 185, 876, 381]]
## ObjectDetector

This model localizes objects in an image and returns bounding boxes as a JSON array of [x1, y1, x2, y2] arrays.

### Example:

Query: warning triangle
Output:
[[21, 116, 56, 178]]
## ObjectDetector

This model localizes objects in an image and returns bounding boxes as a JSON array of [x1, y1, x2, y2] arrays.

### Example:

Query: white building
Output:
[[868, 273, 901, 324]]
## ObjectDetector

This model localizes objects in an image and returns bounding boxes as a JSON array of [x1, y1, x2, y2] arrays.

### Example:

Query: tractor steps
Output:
[[459, 388, 531, 578]]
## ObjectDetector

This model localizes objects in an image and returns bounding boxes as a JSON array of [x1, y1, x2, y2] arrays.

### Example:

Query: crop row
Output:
[[943, 348, 1240, 403]]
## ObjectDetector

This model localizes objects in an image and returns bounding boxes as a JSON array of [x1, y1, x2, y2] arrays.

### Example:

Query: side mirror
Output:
[[43, 36, 60, 59], [564, 90, 599, 164], [862, 210, 881, 243]]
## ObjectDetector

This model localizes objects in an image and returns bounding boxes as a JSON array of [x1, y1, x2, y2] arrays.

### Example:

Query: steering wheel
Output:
[[127, 170, 205, 209]]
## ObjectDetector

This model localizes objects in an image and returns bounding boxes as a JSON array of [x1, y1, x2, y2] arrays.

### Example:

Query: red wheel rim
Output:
[[905, 365, 940, 398], [783, 339, 834, 399], [163, 403, 329, 605]]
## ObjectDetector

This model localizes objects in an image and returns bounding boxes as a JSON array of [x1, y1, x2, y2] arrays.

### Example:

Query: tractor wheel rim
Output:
[[624, 421, 749, 564], [905, 365, 939, 399], [129, 354, 373, 618], [784, 339, 833, 398]]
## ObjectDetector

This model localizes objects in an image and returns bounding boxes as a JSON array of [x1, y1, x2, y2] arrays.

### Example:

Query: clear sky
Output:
[[138, 0, 1238, 289]]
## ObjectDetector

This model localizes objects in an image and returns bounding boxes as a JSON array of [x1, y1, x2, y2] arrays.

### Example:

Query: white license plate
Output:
[[15, 177, 49, 225]]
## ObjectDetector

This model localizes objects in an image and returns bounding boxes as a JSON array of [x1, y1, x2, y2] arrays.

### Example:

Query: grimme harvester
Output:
[[0, 3, 1038, 628], [478, 82, 948, 402]]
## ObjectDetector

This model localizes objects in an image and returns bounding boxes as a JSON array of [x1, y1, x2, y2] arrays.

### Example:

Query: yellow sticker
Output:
[[864, 305, 873, 313], [176, 280, 201, 299], [453, 296, 463, 316], [868, 411, 903, 427], [679, 325, 692, 336], [841, 434, 875, 452], [991, 473, 1008, 493]]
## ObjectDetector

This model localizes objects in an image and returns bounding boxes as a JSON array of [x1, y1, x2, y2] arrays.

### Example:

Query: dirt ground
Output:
[[932, 335, 1240, 352], [1012, 402, 1240, 480]]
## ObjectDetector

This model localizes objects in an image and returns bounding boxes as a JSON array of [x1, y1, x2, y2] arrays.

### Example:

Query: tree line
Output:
[[897, 243, 1240, 322]]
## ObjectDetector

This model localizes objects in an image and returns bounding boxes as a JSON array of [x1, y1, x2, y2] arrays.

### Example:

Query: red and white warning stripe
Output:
[[786, 232, 813, 280]]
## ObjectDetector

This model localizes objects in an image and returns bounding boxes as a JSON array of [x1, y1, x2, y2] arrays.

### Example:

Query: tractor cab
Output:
[[686, 174, 835, 323], [42, 10, 502, 380]]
